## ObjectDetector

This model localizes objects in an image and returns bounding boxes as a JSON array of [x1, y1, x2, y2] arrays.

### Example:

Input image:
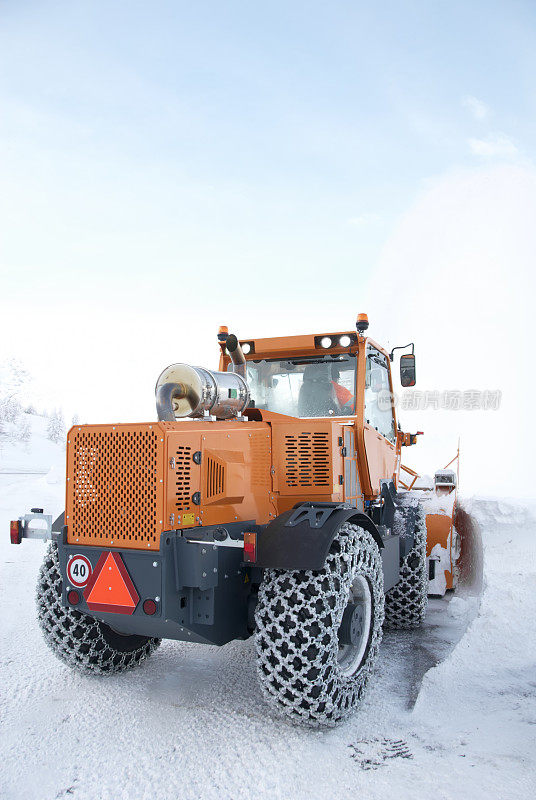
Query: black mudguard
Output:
[[52, 512, 65, 532], [255, 502, 384, 571]]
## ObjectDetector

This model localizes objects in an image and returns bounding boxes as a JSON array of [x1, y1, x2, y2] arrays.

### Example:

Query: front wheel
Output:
[[254, 523, 384, 726], [384, 503, 428, 628]]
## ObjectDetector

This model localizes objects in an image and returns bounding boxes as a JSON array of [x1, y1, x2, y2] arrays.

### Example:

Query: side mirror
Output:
[[400, 354, 416, 387]]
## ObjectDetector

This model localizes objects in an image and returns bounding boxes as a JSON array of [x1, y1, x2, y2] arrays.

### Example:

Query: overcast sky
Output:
[[1, 1, 535, 496]]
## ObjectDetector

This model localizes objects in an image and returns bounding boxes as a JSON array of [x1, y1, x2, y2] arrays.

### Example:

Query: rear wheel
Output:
[[37, 543, 160, 674], [255, 523, 384, 726], [384, 503, 428, 628]]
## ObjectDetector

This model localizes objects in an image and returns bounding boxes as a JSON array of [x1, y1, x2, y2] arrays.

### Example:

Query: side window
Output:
[[364, 351, 395, 443]]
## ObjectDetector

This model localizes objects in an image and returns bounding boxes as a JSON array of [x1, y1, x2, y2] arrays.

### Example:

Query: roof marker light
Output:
[[339, 335, 351, 347], [242, 343, 251, 355], [356, 313, 369, 333], [320, 336, 332, 349]]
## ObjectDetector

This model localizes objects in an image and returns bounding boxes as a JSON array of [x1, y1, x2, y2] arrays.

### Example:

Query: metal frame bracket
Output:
[[18, 512, 53, 541], [284, 502, 353, 530]]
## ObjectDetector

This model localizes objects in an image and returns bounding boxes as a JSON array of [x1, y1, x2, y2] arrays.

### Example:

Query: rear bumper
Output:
[[57, 528, 252, 646]]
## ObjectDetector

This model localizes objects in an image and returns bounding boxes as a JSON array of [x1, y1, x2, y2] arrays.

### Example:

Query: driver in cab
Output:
[[331, 364, 354, 413]]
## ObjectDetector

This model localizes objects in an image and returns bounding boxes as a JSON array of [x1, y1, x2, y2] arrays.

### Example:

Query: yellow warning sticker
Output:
[[182, 512, 196, 526]]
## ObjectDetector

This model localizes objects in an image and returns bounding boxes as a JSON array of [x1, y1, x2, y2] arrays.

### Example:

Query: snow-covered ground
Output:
[[1, 415, 535, 799]]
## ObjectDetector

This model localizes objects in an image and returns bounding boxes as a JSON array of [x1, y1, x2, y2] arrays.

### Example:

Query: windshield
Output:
[[239, 355, 356, 417]]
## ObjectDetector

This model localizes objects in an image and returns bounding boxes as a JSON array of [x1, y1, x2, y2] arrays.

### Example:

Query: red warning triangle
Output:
[[83, 552, 139, 615]]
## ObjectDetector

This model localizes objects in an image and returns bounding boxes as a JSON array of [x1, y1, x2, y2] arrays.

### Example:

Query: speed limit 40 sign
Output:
[[67, 555, 92, 588]]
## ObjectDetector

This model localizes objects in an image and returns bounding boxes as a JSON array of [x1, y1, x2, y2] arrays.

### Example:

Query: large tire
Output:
[[37, 543, 161, 674], [384, 502, 428, 628], [254, 523, 384, 726]]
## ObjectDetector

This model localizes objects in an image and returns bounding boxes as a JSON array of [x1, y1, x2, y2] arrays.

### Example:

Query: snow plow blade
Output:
[[402, 450, 482, 597]]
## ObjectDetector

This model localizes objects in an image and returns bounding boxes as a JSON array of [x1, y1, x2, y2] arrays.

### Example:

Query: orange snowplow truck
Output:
[[11, 315, 462, 726]]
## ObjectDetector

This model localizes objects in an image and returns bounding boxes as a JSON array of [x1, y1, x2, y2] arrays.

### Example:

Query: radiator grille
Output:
[[284, 432, 330, 488], [175, 445, 192, 511], [67, 426, 163, 550]]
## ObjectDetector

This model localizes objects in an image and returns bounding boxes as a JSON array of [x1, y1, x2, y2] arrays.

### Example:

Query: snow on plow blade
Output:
[[453, 504, 483, 595]]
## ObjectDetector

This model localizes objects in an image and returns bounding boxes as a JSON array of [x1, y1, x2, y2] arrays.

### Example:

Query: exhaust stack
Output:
[[226, 334, 246, 380]]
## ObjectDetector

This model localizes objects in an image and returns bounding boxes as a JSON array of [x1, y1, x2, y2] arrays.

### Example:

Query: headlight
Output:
[[339, 335, 351, 347], [242, 343, 251, 355], [320, 336, 332, 348]]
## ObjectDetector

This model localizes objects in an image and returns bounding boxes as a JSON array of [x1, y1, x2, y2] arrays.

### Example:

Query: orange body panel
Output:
[[271, 419, 345, 514], [272, 420, 343, 497], [161, 420, 273, 529]]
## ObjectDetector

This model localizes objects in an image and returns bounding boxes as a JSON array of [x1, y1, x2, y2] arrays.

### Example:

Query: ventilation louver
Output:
[[284, 432, 330, 488]]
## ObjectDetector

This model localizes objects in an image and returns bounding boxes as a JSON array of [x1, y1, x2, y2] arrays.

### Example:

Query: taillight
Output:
[[243, 531, 257, 563], [143, 599, 157, 615], [10, 520, 22, 545], [67, 590, 80, 605]]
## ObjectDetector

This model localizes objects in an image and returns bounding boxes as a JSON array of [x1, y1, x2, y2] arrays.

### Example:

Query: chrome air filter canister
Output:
[[155, 363, 250, 421]]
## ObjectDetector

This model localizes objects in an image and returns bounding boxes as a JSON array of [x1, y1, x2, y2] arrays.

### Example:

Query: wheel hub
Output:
[[337, 574, 373, 677], [338, 602, 366, 646]]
